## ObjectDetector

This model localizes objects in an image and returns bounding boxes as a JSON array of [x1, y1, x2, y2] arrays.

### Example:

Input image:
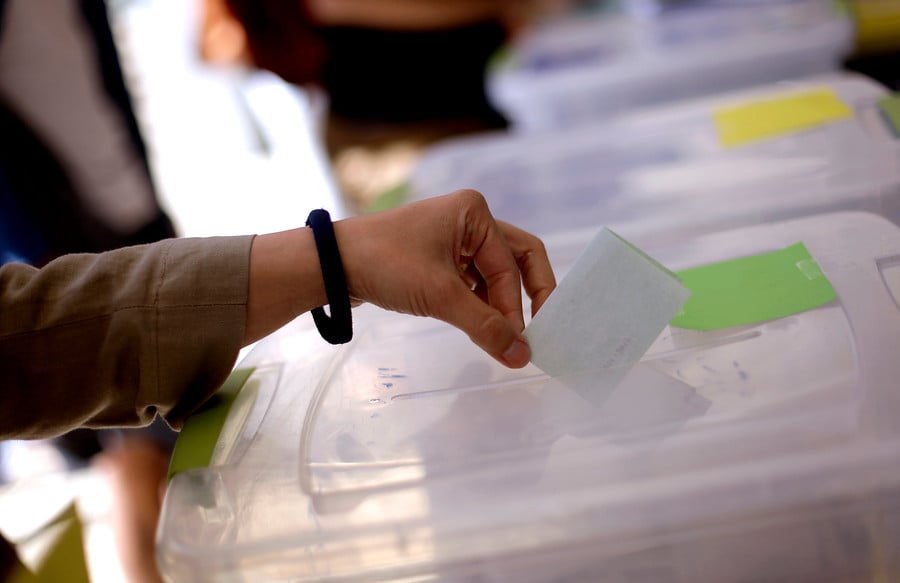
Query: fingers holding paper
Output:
[[336, 189, 555, 368]]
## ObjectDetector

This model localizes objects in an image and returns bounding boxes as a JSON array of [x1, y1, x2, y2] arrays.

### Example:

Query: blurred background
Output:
[[0, 0, 898, 580]]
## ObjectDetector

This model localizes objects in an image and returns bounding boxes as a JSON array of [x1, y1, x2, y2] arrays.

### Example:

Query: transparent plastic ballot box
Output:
[[159, 211, 900, 582], [488, 0, 854, 130], [408, 73, 900, 244]]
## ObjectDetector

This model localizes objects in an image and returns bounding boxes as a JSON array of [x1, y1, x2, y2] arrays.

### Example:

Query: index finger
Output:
[[497, 221, 556, 317], [455, 191, 526, 333], [471, 220, 526, 333]]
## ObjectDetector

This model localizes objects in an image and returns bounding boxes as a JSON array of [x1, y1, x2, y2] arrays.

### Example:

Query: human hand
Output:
[[335, 189, 556, 367]]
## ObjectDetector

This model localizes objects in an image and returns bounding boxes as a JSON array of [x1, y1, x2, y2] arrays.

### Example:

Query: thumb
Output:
[[439, 280, 531, 368]]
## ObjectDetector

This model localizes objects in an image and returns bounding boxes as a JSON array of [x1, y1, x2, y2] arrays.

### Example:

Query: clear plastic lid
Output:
[[159, 211, 900, 583], [488, 0, 855, 130], [411, 74, 900, 244]]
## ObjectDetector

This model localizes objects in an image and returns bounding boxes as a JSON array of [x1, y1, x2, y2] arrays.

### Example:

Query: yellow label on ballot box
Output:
[[714, 88, 853, 148]]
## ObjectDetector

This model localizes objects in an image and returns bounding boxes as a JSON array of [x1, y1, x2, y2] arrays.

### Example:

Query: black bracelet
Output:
[[306, 209, 353, 344]]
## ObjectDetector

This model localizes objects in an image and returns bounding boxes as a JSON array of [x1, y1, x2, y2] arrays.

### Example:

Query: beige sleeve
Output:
[[0, 236, 254, 440]]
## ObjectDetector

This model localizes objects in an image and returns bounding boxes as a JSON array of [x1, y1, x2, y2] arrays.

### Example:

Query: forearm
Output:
[[0, 191, 553, 440], [0, 237, 251, 439]]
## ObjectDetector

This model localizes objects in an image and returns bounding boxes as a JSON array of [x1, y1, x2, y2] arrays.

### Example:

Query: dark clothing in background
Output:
[[0, 0, 176, 265], [222, 0, 509, 127], [319, 21, 509, 127], [846, 52, 900, 92], [0, 100, 175, 263]]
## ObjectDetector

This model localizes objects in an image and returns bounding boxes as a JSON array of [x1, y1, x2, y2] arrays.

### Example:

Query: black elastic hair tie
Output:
[[306, 209, 353, 344]]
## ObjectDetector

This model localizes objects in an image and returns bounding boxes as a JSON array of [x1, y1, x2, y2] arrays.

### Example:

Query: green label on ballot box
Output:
[[167, 367, 255, 481], [670, 242, 837, 331]]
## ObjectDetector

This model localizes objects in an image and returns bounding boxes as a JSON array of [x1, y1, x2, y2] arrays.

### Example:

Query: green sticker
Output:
[[167, 367, 255, 481], [879, 94, 900, 137], [670, 242, 837, 331]]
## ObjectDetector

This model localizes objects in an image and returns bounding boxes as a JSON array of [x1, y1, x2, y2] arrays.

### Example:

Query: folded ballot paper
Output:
[[525, 228, 690, 384]]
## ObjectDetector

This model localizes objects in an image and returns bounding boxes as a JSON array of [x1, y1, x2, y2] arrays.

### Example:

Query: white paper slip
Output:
[[524, 228, 690, 378]]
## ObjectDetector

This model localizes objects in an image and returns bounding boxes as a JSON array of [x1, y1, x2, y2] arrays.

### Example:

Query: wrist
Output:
[[244, 227, 326, 345], [332, 216, 366, 303]]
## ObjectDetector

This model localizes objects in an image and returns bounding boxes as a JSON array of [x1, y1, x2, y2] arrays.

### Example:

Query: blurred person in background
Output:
[[199, 0, 568, 211], [0, 0, 177, 264]]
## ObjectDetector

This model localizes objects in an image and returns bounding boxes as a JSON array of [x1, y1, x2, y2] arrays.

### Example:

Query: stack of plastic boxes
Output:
[[156, 5, 900, 582], [489, 0, 854, 130]]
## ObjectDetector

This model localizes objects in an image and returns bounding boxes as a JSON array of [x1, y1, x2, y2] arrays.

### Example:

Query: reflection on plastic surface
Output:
[[299, 280, 852, 502]]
